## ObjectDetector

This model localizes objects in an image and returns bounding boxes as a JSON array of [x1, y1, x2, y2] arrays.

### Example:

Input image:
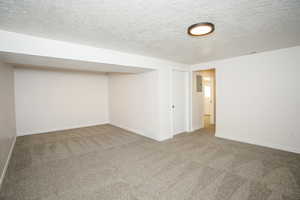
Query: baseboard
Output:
[[191, 125, 204, 132], [109, 123, 159, 141], [0, 136, 16, 191], [156, 135, 173, 142], [215, 133, 300, 154], [17, 121, 110, 136]]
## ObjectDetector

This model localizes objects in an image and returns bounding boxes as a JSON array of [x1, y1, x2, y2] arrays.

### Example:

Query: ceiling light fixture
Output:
[[187, 22, 215, 36]]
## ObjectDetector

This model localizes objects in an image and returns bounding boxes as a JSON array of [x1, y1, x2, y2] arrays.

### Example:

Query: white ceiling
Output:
[[0, 0, 299, 64]]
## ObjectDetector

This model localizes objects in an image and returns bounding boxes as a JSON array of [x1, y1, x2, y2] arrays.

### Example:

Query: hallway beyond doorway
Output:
[[192, 68, 216, 133]]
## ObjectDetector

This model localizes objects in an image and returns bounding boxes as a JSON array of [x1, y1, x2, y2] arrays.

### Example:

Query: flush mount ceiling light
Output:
[[187, 22, 215, 36]]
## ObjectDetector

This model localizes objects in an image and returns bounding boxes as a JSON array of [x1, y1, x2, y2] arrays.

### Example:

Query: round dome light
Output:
[[187, 22, 215, 36]]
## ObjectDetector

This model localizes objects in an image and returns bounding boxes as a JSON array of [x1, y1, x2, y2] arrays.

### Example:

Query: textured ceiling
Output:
[[0, 0, 300, 64]]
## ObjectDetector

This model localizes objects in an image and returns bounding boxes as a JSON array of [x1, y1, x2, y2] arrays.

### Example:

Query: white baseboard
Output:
[[156, 135, 173, 142], [215, 133, 300, 154], [17, 121, 110, 136], [109, 123, 160, 141], [0, 136, 16, 190], [191, 124, 204, 132]]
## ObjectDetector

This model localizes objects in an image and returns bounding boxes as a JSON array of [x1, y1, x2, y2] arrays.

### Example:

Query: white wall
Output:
[[108, 71, 160, 140], [0, 29, 191, 142], [14, 67, 180, 141], [15, 68, 109, 136], [0, 62, 16, 188], [191, 46, 300, 153], [0, 30, 188, 141]]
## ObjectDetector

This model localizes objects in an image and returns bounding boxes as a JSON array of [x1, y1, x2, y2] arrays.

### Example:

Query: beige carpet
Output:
[[0, 124, 299, 200]]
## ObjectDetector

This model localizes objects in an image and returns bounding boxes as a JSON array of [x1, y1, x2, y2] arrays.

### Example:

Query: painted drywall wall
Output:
[[0, 30, 189, 141], [0, 62, 16, 188], [108, 71, 160, 140], [15, 68, 109, 135], [191, 46, 300, 153]]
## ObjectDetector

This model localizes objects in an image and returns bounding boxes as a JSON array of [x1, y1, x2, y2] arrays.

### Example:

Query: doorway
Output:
[[172, 70, 188, 135], [192, 69, 216, 133]]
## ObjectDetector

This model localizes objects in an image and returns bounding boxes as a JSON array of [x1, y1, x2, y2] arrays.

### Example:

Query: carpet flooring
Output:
[[0, 124, 299, 200]]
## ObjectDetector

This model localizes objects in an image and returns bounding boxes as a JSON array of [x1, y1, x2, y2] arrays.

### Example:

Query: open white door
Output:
[[172, 70, 187, 135], [204, 85, 212, 115]]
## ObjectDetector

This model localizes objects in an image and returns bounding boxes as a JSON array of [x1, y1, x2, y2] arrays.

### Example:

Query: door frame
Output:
[[171, 69, 190, 136], [190, 67, 216, 132]]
